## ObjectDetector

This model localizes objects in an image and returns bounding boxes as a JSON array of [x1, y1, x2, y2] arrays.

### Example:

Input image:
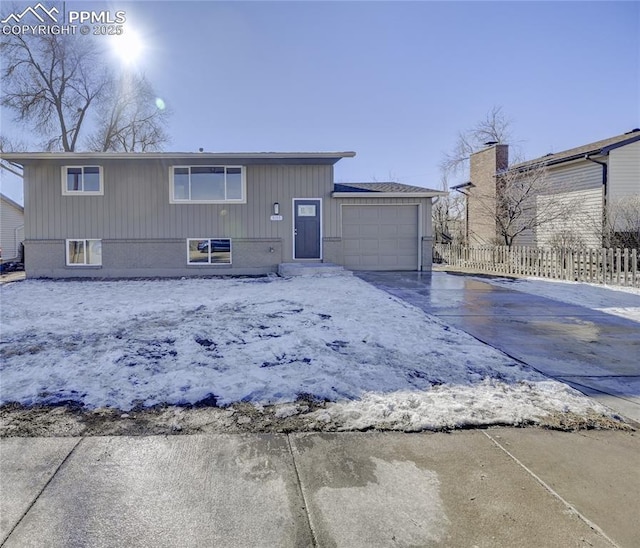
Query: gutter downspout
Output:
[[584, 154, 608, 247]]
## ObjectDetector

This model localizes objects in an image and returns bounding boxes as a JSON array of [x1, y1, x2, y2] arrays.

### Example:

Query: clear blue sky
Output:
[[1, 1, 638, 204]]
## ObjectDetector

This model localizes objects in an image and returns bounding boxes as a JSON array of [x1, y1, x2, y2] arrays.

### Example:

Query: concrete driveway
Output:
[[356, 271, 640, 423]]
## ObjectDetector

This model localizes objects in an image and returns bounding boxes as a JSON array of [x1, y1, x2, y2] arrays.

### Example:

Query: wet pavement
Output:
[[3, 430, 639, 547], [356, 271, 640, 423]]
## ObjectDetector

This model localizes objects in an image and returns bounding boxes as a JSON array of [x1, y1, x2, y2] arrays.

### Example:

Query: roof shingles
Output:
[[334, 182, 442, 194], [511, 129, 640, 169]]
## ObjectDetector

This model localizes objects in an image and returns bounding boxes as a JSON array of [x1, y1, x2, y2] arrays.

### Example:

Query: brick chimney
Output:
[[467, 143, 508, 245]]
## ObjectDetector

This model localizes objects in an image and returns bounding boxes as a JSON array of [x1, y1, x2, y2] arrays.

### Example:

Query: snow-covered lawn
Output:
[[0, 275, 615, 431], [477, 277, 640, 323]]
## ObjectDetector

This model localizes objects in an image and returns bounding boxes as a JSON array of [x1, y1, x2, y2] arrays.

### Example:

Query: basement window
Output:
[[187, 238, 232, 265], [66, 239, 102, 266]]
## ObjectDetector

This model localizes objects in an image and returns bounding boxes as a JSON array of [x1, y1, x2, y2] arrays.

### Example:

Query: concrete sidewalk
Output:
[[1, 429, 638, 547]]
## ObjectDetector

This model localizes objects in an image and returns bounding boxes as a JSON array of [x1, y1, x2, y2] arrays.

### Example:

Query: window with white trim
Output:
[[171, 166, 245, 203], [62, 166, 103, 195], [187, 238, 232, 265], [66, 239, 102, 266]]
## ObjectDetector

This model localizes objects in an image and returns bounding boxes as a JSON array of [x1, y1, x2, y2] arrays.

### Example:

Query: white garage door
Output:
[[342, 205, 419, 270]]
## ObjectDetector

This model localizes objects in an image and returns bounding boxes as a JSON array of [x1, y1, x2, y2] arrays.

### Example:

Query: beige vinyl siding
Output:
[[534, 187, 602, 247], [609, 140, 640, 203], [0, 197, 24, 259], [514, 160, 603, 248]]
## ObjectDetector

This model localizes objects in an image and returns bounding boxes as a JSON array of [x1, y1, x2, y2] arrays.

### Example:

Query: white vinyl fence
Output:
[[433, 244, 640, 288]]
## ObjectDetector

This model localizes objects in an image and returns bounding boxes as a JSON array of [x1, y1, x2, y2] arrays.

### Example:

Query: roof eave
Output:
[[0, 193, 24, 212], [332, 191, 446, 198], [0, 151, 357, 164], [599, 133, 640, 155], [450, 182, 474, 190], [511, 133, 640, 170]]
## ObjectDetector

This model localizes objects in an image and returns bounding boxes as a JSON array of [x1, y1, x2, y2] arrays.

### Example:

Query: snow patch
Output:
[[0, 276, 613, 429]]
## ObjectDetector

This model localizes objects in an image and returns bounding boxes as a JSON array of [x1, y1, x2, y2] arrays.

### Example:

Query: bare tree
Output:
[[561, 195, 640, 249], [433, 194, 466, 244], [1, 32, 107, 151], [547, 229, 587, 250], [471, 161, 577, 248], [432, 173, 466, 243], [0, 135, 26, 177], [1, 25, 169, 152], [590, 196, 640, 249], [87, 72, 169, 152], [608, 196, 640, 249], [440, 106, 513, 177]]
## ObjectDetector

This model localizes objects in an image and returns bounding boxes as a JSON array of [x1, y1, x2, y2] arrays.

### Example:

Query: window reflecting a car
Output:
[[188, 238, 231, 265]]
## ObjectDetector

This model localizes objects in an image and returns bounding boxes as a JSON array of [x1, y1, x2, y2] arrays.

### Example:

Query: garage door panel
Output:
[[361, 240, 382, 253], [397, 239, 418, 251], [342, 225, 362, 238], [378, 239, 400, 252], [378, 225, 399, 237], [342, 205, 419, 271], [397, 224, 418, 237], [359, 256, 384, 267], [358, 208, 383, 222]]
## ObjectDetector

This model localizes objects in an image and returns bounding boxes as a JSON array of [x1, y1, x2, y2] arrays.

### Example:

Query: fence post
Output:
[[623, 248, 629, 286], [608, 248, 613, 284], [633, 249, 638, 288]]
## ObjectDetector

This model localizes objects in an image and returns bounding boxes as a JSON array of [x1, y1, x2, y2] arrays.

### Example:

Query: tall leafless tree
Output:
[[1, 26, 169, 152], [440, 106, 513, 177], [87, 72, 169, 152], [432, 173, 466, 243], [492, 161, 577, 247]]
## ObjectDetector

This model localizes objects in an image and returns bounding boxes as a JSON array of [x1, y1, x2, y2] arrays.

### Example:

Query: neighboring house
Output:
[[458, 129, 640, 247], [0, 151, 444, 278], [0, 193, 24, 261]]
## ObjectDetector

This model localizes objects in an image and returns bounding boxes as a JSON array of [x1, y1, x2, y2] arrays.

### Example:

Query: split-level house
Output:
[[457, 129, 640, 247], [0, 151, 443, 278]]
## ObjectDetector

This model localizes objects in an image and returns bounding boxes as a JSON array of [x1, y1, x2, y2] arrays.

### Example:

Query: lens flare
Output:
[[111, 29, 145, 66], [155, 98, 166, 110]]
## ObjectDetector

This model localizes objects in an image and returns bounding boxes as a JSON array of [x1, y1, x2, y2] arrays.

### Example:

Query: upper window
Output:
[[171, 166, 245, 203], [62, 166, 103, 195]]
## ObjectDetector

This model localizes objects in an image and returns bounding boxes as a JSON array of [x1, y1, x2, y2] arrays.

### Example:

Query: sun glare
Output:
[[110, 29, 146, 66]]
